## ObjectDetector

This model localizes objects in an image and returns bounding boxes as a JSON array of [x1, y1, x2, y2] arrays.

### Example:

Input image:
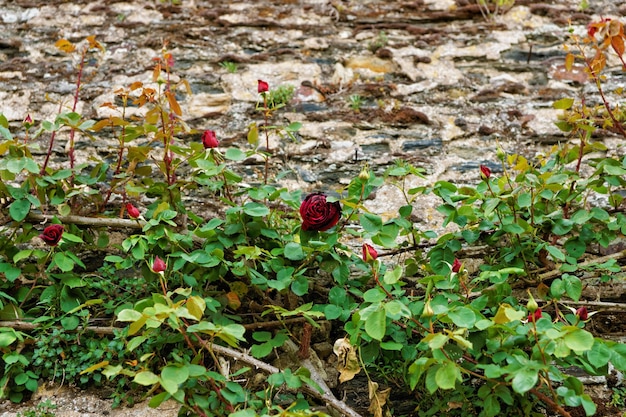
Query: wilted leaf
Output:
[[368, 380, 390, 417], [333, 338, 360, 383]]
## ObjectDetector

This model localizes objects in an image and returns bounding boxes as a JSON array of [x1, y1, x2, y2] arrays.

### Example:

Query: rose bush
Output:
[[299, 192, 341, 231], [38, 224, 63, 246]]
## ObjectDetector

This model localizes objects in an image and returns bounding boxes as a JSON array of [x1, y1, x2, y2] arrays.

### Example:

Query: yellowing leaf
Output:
[[564, 53, 575, 72], [186, 295, 206, 321], [165, 91, 182, 116], [80, 360, 109, 375], [55, 39, 76, 53], [333, 338, 360, 383], [86, 35, 104, 51]]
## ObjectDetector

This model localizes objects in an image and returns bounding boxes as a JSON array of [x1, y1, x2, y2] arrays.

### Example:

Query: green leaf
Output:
[[587, 341, 611, 368], [0, 330, 18, 347], [545, 245, 565, 262], [563, 327, 594, 353], [364, 307, 386, 340], [60, 316, 79, 331], [284, 242, 304, 261], [285, 121, 302, 131], [435, 361, 460, 390], [61, 232, 84, 243], [117, 309, 143, 322], [134, 371, 160, 386], [517, 192, 532, 208], [242, 202, 270, 217], [9, 199, 30, 222], [160, 365, 189, 395], [553, 97, 574, 110], [563, 274, 582, 301], [511, 368, 538, 394], [53, 252, 75, 272], [0, 262, 21, 282], [224, 148, 247, 161], [448, 306, 477, 328], [360, 213, 382, 233]]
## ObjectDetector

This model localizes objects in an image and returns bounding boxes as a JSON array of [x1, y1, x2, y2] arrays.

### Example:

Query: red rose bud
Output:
[[126, 203, 140, 219], [451, 258, 462, 273], [152, 256, 166, 273], [528, 308, 542, 322], [23, 114, 33, 127], [202, 129, 219, 149], [480, 164, 491, 179], [576, 306, 588, 321], [300, 192, 341, 232], [362, 243, 378, 263], [39, 224, 64, 246], [258, 79, 269, 93]]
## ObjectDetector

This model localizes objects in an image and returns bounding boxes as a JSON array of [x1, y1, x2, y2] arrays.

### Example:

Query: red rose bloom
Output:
[[362, 243, 378, 263], [202, 130, 219, 149], [451, 258, 462, 273], [126, 203, 140, 219], [300, 192, 341, 231], [152, 256, 166, 273], [40, 224, 63, 246], [528, 308, 542, 322], [480, 164, 491, 179], [576, 306, 588, 321], [258, 79, 269, 94]]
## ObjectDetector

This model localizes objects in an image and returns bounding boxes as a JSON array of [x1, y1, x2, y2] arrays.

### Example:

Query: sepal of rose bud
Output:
[[358, 166, 370, 181], [152, 256, 167, 274], [526, 290, 539, 313], [258, 79, 269, 94], [362, 243, 378, 263], [480, 164, 491, 180], [576, 306, 588, 321], [421, 299, 434, 318], [23, 114, 33, 128]]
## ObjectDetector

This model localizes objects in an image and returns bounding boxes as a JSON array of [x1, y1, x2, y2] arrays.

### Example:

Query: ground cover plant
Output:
[[1, 15, 626, 417]]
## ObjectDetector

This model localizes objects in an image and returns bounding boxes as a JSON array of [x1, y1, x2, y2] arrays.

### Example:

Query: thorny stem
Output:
[[575, 39, 626, 139], [67, 47, 88, 179], [262, 92, 271, 184], [40, 103, 63, 175], [102, 96, 129, 211]]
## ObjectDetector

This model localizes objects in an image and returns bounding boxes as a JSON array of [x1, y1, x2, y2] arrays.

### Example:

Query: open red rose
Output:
[[202, 129, 219, 148], [300, 192, 341, 231], [39, 224, 63, 246]]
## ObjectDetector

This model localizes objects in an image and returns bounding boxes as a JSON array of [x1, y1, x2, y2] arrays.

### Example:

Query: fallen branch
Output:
[[207, 341, 362, 417], [0, 320, 117, 335], [28, 213, 143, 229]]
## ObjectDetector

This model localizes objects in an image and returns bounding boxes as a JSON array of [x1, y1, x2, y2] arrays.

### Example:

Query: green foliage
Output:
[[0, 31, 625, 417], [16, 399, 57, 417], [349, 94, 363, 112], [219, 61, 238, 74]]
